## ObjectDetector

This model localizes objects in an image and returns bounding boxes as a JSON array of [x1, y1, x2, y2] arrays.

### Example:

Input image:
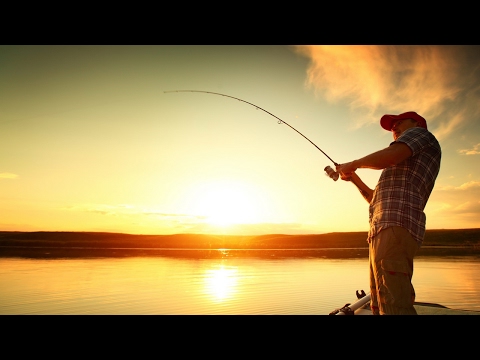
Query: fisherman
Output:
[[336, 112, 441, 315]]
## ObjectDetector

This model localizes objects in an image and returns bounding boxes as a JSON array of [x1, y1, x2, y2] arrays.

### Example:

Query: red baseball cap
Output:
[[380, 111, 427, 131]]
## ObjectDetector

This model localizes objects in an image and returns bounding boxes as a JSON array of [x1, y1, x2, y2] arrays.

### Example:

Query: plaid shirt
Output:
[[368, 127, 441, 246]]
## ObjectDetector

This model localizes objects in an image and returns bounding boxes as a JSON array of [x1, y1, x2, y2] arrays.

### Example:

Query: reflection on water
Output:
[[205, 266, 238, 301], [1, 251, 480, 314]]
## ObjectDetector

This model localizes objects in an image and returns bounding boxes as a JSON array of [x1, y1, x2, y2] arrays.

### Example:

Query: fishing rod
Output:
[[164, 90, 340, 181]]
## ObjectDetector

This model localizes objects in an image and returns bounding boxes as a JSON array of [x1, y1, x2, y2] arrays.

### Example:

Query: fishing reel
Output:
[[324, 166, 339, 181]]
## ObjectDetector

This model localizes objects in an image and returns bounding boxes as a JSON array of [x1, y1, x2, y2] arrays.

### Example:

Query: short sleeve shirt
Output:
[[368, 127, 441, 246]]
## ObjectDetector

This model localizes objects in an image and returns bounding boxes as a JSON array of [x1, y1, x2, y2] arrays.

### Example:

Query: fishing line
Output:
[[164, 90, 339, 168]]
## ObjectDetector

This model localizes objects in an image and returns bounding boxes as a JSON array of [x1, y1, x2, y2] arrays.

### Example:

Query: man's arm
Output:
[[336, 142, 413, 174], [344, 171, 374, 203], [335, 142, 412, 203]]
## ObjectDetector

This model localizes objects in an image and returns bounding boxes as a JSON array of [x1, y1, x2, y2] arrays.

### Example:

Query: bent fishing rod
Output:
[[164, 90, 340, 181]]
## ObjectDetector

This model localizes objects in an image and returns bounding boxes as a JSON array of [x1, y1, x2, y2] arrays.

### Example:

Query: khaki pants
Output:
[[369, 226, 420, 315]]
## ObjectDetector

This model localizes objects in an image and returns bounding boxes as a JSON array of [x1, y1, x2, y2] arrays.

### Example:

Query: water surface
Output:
[[1, 251, 479, 314]]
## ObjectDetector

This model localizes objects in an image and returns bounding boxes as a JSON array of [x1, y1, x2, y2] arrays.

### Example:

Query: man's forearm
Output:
[[352, 143, 412, 170], [348, 172, 374, 203]]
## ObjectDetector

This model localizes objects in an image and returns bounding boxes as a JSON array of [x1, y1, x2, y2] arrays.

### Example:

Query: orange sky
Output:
[[1, 45, 479, 235]]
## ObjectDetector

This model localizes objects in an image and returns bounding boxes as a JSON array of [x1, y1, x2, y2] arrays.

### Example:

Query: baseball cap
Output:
[[380, 111, 427, 131]]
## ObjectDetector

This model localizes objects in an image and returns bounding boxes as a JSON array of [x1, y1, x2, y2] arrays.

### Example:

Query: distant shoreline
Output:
[[1, 228, 480, 248]]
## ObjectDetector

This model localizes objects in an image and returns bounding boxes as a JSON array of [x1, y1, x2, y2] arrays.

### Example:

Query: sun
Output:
[[192, 180, 264, 227]]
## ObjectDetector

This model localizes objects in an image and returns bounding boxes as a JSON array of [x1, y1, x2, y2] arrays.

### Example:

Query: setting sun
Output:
[[191, 180, 264, 228]]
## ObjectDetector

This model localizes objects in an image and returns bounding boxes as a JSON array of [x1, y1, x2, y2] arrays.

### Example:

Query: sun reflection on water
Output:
[[204, 265, 238, 302]]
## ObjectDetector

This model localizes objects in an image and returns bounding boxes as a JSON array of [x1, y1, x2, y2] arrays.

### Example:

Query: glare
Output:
[[204, 266, 238, 302], [192, 180, 264, 227]]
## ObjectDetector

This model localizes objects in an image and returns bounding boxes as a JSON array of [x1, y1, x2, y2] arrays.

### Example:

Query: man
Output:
[[336, 111, 441, 315]]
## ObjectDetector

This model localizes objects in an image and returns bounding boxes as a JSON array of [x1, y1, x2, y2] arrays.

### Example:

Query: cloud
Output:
[[433, 110, 466, 141], [66, 204, 134, 216], [438, 181, 480, 191], [292, 45, 479, 136], [428, 180, 480, 228], [458, 143, 480, 155], [457, 181, 480, 190], [452, 201, 480, 214], [63, 203, 311, 235], [0, 173, 18, 179], [66, 203, 206, 220], [171, 221, 310, 236]]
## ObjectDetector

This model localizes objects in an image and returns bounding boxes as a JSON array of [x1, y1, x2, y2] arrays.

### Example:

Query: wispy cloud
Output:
[[458, 143, 480, 155], [0, 173, 18, 179], [457, 181, 480, 190], [293, 45, 479, 137], [66, 204, 134, 216], [65, 203, 205, 220], [63, 203, 312, 235], [168, 221, 310, 236], [438, 181, 480, 191], [428, 180, 480, 228], [452, 201, 480, 214]]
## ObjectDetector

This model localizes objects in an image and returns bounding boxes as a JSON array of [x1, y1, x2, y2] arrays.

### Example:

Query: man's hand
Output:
[[336, 161, 358, 181], [335, 165, 373, 203]]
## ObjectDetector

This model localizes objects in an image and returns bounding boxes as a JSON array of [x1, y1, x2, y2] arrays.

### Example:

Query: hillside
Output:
[[1, 228, 479, 249]]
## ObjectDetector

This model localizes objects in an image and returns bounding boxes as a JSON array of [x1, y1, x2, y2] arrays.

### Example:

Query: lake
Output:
[[1, 249, 480, 314]]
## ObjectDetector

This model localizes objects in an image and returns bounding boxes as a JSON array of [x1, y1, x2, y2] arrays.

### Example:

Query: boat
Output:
[[330, 290, 480, 315]]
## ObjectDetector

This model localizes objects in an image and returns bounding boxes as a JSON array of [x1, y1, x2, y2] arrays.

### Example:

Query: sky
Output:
[[1, 45, 479, 235]]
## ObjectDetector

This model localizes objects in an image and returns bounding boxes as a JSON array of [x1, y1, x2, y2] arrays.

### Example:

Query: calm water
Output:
[[1, 250, 480, 314]]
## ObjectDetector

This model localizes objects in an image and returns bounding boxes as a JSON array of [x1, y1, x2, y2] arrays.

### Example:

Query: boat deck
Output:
[[414, 303, 480, 315], [353, 302, 480, 315], [333, 291, 480, 315]]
